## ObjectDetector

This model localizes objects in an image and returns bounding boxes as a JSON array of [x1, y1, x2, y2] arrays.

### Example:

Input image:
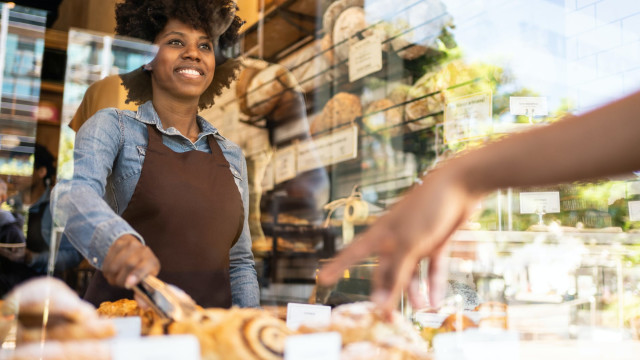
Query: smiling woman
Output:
[[54, 0, 260, 310]]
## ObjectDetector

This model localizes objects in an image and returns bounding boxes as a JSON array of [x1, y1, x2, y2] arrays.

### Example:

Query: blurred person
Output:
[[55, 0, 259, 308], [319, 89, 640, 317]]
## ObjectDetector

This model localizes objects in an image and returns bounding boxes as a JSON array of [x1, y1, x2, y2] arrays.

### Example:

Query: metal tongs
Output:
[[133, 275, 197, 322]]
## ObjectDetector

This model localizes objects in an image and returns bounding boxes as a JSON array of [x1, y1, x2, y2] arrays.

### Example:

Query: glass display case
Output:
[[223, 0, 640, 354], [0, 3, 46, 199]]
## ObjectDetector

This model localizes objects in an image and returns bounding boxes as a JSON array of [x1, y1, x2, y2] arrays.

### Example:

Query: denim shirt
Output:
[[54, 101, 259, 308]]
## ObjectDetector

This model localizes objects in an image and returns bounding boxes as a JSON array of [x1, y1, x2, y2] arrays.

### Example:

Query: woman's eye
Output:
[[168, 39, 183, 46], [199, 43, 212, 50]]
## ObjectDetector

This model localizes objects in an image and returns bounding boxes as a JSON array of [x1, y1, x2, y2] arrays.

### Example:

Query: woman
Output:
[[56, 0, 259, 308]]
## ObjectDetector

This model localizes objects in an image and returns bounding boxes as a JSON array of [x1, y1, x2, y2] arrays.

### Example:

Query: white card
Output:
[[297, 139, 325, 173], [509, 97, 548, 116], [444, 92, 493, 143], [284, 332, 341, 360], [414, 312, 447, 329], [629, 200, 640, 221], [275, 145, 297, 184], [519, 192, 560, 214], [330, 125, 358, 163], [111, 335, 200, 360], [349, 36, 383, 82], [111, 317, 141, 338], [261, 157, 275, 191], [286, 303, 332, 330]]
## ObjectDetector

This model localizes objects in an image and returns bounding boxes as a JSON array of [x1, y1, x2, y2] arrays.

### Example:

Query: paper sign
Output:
[[261, 157, 275, 191], [297, 140, 325, 173], [519, 192, 560, 214], [111, 335, 200, 360], [414, 312, 447, 329], [629, 201, 640, 221], [444, 92, 493, 143], [286, 303, 332, 330], [304, 126, 358, 168], [284, 332, 341, 360], [349, 36, 383, 82], [275, 145, 297, 184], [509, 97, 548, 117], [112, 317, 141, 338]]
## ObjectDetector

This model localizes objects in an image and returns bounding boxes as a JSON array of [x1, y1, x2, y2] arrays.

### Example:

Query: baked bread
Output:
[[438, 313, 477, 332], [278, 38, 331, 93], [322, 0, 364, 35], [240, 64, 299, 117], [362, 98, 405, 137], [310, 92, 362, 135], [96, 298, 163, 336], [404, 70, 446, 131], [6, 277, 115, 343], [299, 302, 429, 359], [332, 7, 388, 62]]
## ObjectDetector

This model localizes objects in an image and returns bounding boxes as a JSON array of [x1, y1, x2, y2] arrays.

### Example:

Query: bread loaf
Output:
[[310, 92, 362, 135], [362, 98, 404, 137]]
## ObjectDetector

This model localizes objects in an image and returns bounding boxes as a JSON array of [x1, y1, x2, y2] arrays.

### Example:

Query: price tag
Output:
[[284, 332, 341, 360], [444, 92, 493, 144], [348, 36, 382, 82], [628, 201, 640, 221], [286, 303, 332, 330], [509, 97, 548, 117], [111, 335, 200, 360], [304, 126, 358, 168], [414, 312, 447, 329], [330, 126, 358, 163], [297, 140, 325, 173], [275, 145, 297, 184], [261, 157, 275, 191], [519, 192, 560, 214], [111, 317, 141, 338]]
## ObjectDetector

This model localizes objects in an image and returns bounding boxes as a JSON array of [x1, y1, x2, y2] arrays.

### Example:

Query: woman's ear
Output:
[[143, 63, 153, 72]]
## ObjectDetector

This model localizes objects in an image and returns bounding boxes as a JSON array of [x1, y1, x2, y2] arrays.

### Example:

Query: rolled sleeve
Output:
[[229, 153, 260, 308], [53, 110, 143, 269]]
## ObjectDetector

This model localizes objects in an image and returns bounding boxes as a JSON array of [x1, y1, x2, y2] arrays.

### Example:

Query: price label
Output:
[[509, 97, 548, 116], [284, 332, 341, 360], [444, 92, 493, 144], [303, 126, 358, 168], [519, 192, 560, 214], [261, 157, 275, 191], [112, 317, 141, 338], [286, 303, 332, 330], [330, 126, 358, 163], [348, 36, 382, 82], [297, 140, 325, 173], [275, 145, 297, 184], [629, 201, 640, 221], [111, 335, 200, 360]]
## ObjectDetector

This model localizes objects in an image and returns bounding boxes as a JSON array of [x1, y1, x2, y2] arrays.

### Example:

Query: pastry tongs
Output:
[[133, 275, 197, 322]]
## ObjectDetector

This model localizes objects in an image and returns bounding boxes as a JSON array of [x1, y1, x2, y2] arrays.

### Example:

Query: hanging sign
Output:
[[444, 92, 493, 144], [349, 36, 383, 82]]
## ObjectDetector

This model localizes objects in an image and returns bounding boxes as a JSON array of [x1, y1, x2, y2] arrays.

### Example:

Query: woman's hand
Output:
[[102, 234, 160, 289], [318, 165, 484, 318]]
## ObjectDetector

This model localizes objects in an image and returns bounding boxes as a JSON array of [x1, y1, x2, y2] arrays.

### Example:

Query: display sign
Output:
[[305, 126, 358, 168], [112, 317, 141, 338], [629, 201, 640, 221], [261, 157, 275, 191], [348, 36, 383, 82], [297, 140, 325, 173], [111, 335, 200, 360], [286, 303, 332, 330], [509, 97, 548, 117], [284, 332, 341, 360], [519, 192, 560, 214], [444, 92, 493, 144], [274, 145, 297, 184]]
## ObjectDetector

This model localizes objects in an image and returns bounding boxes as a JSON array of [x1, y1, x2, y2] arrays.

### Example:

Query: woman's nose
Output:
[[182, 43, 200, 61]]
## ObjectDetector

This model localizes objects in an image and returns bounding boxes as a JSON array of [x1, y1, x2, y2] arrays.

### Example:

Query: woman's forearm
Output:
[[456, 90, 640, 195]]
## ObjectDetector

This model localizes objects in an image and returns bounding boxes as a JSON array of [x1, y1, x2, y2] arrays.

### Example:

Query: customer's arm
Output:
[[319, 90, 640, 316]]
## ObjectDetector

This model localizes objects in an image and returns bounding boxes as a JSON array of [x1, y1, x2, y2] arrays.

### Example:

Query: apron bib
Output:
[[84, 125, 243, 308]]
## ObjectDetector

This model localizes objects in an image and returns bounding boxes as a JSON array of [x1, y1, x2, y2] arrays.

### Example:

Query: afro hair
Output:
[[115, 0, 245, 110]]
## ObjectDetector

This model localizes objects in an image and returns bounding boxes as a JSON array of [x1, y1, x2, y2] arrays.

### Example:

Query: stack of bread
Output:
[[310, 92, 362, 135], [3, 277, 115, 360]]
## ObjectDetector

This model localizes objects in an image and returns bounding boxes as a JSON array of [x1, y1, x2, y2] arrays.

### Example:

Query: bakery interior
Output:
[[1, 0, 640, 359]]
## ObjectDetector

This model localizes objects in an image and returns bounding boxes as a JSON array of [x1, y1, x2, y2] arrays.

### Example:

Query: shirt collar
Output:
[[134, 100, 222, 139]]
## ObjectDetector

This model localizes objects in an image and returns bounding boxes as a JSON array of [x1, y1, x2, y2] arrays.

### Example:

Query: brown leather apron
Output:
[[84, 125, 244, 308]]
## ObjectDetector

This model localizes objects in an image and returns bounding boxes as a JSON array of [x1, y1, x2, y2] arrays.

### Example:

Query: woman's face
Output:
[[149, 18, 215, 102]]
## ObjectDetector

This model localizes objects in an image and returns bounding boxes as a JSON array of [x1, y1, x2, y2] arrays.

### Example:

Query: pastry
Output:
[[299, 302, 429, 359], [438, 313, 477, 332], [6, 277, 115, 343], [310, 92, 362, 135], [362, 98, 405, 137], [96, 298, 163, 336], [404, 69, 446, 131]]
